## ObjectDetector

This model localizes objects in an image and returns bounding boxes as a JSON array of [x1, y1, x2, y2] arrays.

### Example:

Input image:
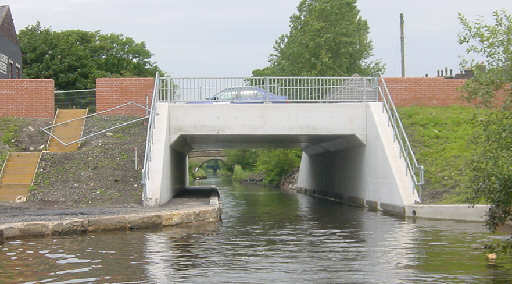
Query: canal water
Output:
[[1, 177, 511, 283]]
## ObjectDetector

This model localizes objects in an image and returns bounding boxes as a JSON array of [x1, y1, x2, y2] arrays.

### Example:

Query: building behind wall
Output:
[[0, 5, 21, 79]]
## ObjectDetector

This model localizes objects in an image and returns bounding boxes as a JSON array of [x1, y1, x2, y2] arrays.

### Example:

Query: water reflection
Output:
[[0, 177, 511, 283]]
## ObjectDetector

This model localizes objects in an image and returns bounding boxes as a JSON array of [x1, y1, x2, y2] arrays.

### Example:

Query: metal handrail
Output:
[[142, 73, 160, 201], [157, 76, 379, 103], [378, 77, 424, 200]]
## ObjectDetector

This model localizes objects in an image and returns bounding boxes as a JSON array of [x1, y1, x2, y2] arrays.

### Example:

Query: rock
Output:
[[29, 147, 35, 151], [106, 133, 113, 136], [15, 196, 27, 203]]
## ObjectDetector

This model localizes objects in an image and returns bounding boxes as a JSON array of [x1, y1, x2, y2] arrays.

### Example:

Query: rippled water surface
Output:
[[1, 177, 512, 283]]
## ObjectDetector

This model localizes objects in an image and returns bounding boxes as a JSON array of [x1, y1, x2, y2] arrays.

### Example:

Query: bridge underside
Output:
[[175, 134, 362, 152], [145, 103, 419, 216]]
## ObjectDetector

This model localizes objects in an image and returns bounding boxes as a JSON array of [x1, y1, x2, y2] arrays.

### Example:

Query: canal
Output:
[[1, 177, 511, 283]]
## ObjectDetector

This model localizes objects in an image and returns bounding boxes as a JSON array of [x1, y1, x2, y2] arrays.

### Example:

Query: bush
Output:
[[256, 149, 301, 186], [232, 164, 250, 183], [468, 111, 512, 230]]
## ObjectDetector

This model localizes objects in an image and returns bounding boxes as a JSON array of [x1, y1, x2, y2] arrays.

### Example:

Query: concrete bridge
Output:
[[142, 76, 424, 216]]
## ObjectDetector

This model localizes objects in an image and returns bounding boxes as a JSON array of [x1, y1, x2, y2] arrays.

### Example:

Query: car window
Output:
[[239, 89, 260, 99], [217, 89, 238, 100]]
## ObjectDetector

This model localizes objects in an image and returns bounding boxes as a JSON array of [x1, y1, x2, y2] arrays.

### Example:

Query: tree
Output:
[[18, 22, 161, 90], [253, 0, 383, 77], [458, 10, 512, 230], [458, 10, 512, 108]]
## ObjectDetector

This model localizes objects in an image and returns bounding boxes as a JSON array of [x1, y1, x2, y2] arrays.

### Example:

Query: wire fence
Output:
[[55, 89, 96, 112]]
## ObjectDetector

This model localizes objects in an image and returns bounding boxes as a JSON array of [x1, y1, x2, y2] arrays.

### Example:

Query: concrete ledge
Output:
[[0, 193, 221, 241], [406, 204, 490, 222], [294, 187, 405, 216]]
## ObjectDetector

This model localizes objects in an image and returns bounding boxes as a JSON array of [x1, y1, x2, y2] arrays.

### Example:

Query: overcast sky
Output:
[[1, 0, 511, 77]]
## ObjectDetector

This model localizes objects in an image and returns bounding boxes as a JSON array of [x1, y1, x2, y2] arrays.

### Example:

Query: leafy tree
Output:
[[18, 22, 161, 90], [458, 10, 512, 108], [253, 0, 383, 77], [458, 10, 512, 230]]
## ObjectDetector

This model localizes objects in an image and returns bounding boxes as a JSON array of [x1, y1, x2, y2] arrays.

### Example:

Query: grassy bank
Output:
[[398, 106, 485, 204]]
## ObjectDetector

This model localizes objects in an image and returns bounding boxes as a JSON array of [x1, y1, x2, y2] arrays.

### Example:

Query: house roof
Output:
[[0, 6, 9, 24], [0, 5, 18, 45]]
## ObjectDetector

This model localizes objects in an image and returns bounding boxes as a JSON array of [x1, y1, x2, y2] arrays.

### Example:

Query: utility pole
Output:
[[400, 13, 406, 78]]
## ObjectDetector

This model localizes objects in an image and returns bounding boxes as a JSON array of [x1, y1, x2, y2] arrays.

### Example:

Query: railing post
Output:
[[167, 78, 171, 103]]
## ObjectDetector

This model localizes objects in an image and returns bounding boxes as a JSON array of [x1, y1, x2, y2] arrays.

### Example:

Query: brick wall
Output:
[[382, 77, 469, 107], [96, 78, 154, 117], [0, 79, 54, 119]]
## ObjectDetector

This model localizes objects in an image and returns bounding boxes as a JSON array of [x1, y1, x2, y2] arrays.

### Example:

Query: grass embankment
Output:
[[31, 116, 146, 208], [399, 106, 486, 204]]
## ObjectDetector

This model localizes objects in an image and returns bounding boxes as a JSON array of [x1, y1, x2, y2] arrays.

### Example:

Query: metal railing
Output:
[[157, 76, 379, 103], [142, 73, 160, 201], [378, 77, 424, 200]]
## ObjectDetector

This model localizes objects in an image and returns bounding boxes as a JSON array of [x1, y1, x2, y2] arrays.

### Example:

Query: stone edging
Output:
[[0, 195, 221, 243]]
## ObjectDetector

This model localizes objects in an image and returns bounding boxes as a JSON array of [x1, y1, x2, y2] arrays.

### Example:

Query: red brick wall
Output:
[[96, 78, 154, 117], [382, 77, 469, 107], [0, 79, 55, 119]]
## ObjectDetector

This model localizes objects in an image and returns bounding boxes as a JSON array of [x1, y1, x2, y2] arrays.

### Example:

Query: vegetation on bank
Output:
[[219, 149, 301, 186], [458, 10, 512, 231], [0, 118, 22, 167], [398, 106, 486, 204], [188, 161, 207, 183], [0, 118, 49, 168]]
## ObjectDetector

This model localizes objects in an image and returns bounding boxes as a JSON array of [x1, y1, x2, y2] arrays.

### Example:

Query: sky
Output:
[[1, 0, 511, 77]]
